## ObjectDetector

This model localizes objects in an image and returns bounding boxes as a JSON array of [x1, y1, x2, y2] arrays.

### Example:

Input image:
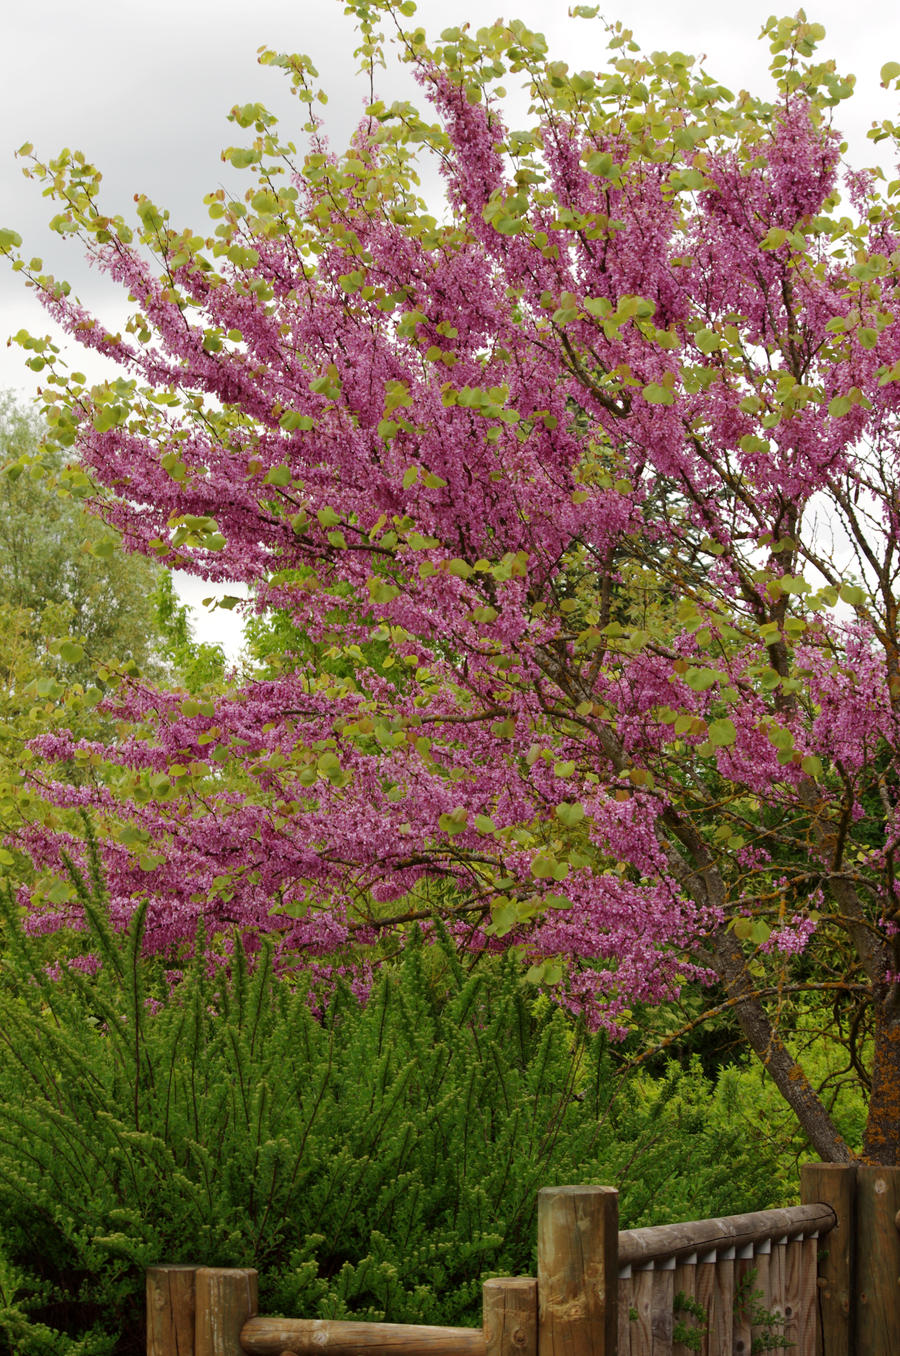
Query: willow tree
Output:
[[6, 7, 900, 1161]]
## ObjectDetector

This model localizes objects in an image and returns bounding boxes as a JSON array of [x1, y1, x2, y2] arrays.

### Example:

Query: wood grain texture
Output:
[[768, 1241, 787, 1332], [732, 1253, 753, 1356], [855, 1165, 900, 1356], [537, 1185, 618, 1356], [649, 1268, 673, 1354], [795, 1236, 818, 1356], [195, 1267, 258, 1356], [147, 1265, 196, 1356], [483, 1277, 537, 1356], [705, 1256, 733, 1356], [671, 1261, 701, 1356], [800, 1161, 855, 1356], [240, 1318, 487, 1356], [694, 1260, 715, 1356], [617, 1273, 633, 1356], [629, 1270, 652, 1356], [749, 1246, 775, 1356], [782, 1237, 805, 1352]]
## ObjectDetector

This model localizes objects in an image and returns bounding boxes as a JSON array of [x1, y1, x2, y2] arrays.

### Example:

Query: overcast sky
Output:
[[1, 0, 898, 655]]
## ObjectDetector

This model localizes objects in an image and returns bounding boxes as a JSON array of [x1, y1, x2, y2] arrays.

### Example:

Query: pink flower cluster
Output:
[[14, 25, 900, 1029]]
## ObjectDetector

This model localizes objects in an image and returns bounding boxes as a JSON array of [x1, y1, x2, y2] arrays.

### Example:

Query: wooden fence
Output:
[[147, 1163, 900, 1356]]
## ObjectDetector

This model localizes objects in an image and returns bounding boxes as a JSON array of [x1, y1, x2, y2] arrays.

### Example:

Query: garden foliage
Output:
[[4, 5, 900, 1159], [0, 846, 812, 1355]]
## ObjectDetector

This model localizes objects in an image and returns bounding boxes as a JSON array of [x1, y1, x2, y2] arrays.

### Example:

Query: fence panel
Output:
[[149, 1182, 846, 1356]]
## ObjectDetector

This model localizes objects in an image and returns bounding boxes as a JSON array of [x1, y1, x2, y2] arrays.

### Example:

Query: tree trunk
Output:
[[863, 997, 900, 1164]]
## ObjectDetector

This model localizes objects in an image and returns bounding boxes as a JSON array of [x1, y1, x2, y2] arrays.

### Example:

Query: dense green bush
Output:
[[0, 859, 852, 1355]]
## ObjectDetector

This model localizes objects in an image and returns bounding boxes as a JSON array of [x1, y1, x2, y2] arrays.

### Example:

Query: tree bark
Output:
[[862, 997, 900, 1164]]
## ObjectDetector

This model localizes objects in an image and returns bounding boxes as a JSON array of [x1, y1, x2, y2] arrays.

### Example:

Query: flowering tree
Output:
[[6, 5, 900, 1162]]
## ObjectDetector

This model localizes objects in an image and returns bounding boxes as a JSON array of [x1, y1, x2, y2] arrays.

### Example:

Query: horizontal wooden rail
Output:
[[617, 1201, 835, 1270], [239, 1317, 489, 1356]]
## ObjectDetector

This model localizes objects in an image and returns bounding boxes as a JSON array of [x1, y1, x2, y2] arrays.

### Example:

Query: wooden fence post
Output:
[[147, 1265, 197, 1356], [855, 1165, 900, 1356], [194, 1267, 258, 1356], [537, 1185, 618, 1356], [800, 1162, 856, 1356], [483, 1277, 538, 1356]]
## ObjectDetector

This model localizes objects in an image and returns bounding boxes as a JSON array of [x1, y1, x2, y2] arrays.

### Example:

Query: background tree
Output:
[[0, 395, 224, 919], [150, 571, 227, 692], [0, 394, 164, 682], [6, 7, 900, 1162]]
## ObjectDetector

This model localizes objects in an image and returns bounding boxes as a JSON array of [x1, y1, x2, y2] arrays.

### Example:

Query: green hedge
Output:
[[0, 869, 822, 1355]]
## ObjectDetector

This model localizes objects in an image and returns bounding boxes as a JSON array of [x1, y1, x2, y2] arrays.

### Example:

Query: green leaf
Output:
[[694, 328, 722, 353], [584, 151, 613, 177], [531, 853, 559, 880], [881, 61, 900, 84], [488, 897, 519, 935], [707, 718, 736, 748], [555, 801, 585, 828], [684, 667, 721, 692], [384, 379, 412, 413], [138, 853, 165, 871], [280, 411, 314, 431], [368, 577, 400, 604], [317, 751, 345, 783], [227, 147, 259, 168], [264, 464, 292, 486], [525, 959, 563, 985], [642, 383, 675, 405], [59, 641, 85, 664], [670, 167, 708, 192], [438, 807, 468, 835], [760, 227, 789, 251]]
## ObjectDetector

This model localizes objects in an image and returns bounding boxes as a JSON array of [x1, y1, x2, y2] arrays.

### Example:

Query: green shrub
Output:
[[0, 862, 824, 1355]]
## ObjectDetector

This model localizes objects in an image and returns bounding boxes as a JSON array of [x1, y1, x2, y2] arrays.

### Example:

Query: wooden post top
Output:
[[537, 1183, 618, 1356]]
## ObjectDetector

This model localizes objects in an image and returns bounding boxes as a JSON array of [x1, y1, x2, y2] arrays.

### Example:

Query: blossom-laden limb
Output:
[[7, 7, 900, 1161]]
